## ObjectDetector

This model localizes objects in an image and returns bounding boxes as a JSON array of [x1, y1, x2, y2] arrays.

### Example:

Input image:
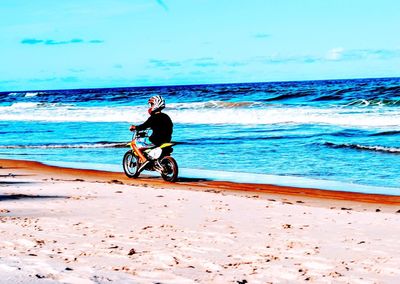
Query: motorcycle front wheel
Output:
[[160, 156, 178, 182], [123, 150, 140, 178]]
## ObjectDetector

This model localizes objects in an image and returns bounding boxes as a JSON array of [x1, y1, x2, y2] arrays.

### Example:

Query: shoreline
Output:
[[1, 158, 400, 282], [1, 158, 400, 207], [33, 159, 400, 197]]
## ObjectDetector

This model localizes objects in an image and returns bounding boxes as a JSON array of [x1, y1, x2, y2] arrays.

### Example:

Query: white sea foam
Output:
[[357, 145, 400, 153], [168, 100, 259, 109], [8, 102, 41, 108], [1, 103, 400, 129], [24, 92, 39, 97], [339, 143, 400, 153], [172, 107, 399, 128]]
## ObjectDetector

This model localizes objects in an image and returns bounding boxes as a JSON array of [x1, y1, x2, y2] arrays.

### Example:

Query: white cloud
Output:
[[326, 47, 344, 61]]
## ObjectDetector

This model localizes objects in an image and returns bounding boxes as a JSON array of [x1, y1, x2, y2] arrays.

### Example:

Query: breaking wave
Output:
[[1, 102, 400, 128], [24, 92, 39, 97], [323, 142, 400, 154], [343, 99, 400, 107]]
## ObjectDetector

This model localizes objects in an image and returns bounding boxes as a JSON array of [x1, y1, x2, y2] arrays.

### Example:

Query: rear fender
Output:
[[159, 142, 174, 149], [160, 143, 174, 156]]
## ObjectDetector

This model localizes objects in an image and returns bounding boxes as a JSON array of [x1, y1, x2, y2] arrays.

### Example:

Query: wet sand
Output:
[[1, 158, 400, 283]]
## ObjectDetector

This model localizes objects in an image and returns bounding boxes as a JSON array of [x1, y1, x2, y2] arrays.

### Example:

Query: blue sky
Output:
[[1, 0, 400, 91]]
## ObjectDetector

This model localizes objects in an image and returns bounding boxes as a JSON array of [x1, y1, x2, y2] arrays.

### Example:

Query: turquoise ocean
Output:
[[1, 77, 400, 195]]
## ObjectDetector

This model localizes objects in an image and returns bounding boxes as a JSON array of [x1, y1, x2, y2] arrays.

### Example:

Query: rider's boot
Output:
[[138, 160, 150, 172]]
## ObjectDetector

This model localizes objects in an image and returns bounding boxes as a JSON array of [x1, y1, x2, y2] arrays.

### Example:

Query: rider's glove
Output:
[[129, 125, 136, 131]]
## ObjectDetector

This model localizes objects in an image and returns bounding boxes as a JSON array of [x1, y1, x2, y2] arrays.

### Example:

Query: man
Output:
[[129, 95, 173, 162]]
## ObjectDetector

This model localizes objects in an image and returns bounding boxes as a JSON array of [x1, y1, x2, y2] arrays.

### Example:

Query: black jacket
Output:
[[135, 112, 173, 146]]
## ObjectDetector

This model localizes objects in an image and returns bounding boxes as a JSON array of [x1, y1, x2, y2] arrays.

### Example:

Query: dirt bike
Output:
[[122, 130, 178, 182]]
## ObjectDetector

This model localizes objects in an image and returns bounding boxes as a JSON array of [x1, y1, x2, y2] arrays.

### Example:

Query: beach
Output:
[[2, 0, 400, 282], [1, 159, 400, 283]]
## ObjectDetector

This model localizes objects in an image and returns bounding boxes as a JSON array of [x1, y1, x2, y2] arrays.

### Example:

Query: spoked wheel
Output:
[[123, 150, 140, 178], [160, 156, 178, 182]]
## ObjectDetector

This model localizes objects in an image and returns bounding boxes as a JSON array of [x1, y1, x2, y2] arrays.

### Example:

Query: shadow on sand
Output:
[[123, 175, 211, 183], [0, 174, 34, 178], [138, 176, 211, 183], [0, 181, 35, 185], [0, 194, 67, 201], [177, 177, 211, 182], [0, 180, 67, 201]]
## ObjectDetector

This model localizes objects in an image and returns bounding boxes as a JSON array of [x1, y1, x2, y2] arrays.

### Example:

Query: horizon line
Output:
[[1, 75, 399, 93]]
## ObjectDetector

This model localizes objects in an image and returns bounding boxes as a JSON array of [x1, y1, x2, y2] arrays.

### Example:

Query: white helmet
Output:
[[148, 95, 165, 114]]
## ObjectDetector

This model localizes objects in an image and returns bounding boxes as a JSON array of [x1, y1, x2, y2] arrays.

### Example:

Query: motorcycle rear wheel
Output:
[[160, 156, 178, 182], [123, 150, 140, 178]]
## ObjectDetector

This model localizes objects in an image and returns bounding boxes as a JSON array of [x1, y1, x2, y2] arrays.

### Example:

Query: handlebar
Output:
[[131, 129, 149, 140]]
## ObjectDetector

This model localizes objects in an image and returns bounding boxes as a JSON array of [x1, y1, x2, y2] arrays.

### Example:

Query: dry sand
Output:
[[1, 159, 400, 283]]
